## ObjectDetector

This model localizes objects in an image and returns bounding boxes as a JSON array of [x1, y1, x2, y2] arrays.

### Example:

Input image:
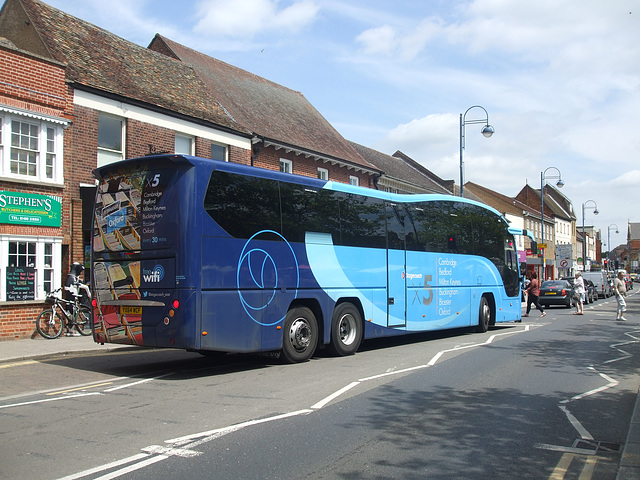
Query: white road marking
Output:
[[141, 445, 202, 458], [311, 381, 360, 409], [0, 392, 101, 410], [559, 405, 594, 440], [104, 373, 174, 392], [57, 324, 536, 479], [55, 454, 150, 480], [91, 455, 168, 480]]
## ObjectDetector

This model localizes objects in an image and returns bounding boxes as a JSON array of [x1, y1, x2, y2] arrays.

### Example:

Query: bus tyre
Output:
[[282, 307, 318, 363], [476, 296, 491, 333], [329, 303, 363, 356]]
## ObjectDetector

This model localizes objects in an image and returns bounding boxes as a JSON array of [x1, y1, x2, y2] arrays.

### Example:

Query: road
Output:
[[1, 290, 638, 479]]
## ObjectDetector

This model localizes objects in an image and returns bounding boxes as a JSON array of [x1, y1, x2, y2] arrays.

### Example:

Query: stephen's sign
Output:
[[0, 191, 62, 227]]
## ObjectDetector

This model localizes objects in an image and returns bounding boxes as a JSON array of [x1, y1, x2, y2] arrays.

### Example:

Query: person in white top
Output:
[[574, 272, 585, 315], [613, 271, 628, 321]]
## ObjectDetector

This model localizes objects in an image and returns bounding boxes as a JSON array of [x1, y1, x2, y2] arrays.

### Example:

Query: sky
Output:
[[38, 0, 640, 253]]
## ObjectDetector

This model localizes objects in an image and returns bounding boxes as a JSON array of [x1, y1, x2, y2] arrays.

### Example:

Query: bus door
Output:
[[386, 203, 406, 328]]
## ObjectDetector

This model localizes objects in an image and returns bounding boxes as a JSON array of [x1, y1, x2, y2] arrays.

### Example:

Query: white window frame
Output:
[[211, 143, 227, 162], [0, 235, 62, 301], [349, 175, 359, 186], [175, 133, 194, 155], [280, 158, 292, 174], [317, 167, 328, 180], [97, 113, 125, 167], [0, 110, 65, 185]]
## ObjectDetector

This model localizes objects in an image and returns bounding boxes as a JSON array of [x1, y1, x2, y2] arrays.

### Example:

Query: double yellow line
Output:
[[46, 382, 114, 396]]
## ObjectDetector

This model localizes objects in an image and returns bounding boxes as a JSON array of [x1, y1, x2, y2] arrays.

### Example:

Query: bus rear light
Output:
[[163, 317, 170, 325], [168, 309, 175, 318], [172, 299, 180, 309]]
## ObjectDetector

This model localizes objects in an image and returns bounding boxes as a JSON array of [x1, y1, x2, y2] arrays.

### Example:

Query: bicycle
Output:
[[36, 288, 93, 339]]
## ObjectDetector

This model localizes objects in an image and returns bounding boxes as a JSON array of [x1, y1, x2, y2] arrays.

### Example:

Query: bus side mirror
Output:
[[530, 241, 538, 255]]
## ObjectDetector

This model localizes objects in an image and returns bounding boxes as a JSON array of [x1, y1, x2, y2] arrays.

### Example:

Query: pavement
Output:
[[0, 314, 639, 478], [0, 333, 132, 364]]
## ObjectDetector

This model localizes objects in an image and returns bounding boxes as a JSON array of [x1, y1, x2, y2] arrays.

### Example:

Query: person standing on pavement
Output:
[[573, 272, 585, 315], [523, 271, 546, 317], [614, 271, 628, 321]]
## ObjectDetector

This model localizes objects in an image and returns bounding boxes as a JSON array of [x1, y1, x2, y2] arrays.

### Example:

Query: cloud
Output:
[[355, 18, 442, 61], [193, 0, 319, 38]]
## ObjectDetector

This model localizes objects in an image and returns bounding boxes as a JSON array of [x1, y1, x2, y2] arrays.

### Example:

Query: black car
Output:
[[539, 280, 574, 308]]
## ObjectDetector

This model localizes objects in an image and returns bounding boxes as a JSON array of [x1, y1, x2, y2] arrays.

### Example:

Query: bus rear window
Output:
[[93, 162, 179, 252]]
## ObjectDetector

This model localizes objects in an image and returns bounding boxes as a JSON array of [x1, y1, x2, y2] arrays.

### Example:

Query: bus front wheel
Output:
[[329, 303, 363, 356], [282, 306, 318, 363], [476, 296, 491, 333]]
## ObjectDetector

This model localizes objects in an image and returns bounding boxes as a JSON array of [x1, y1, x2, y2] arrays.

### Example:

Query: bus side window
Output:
[[385, 203, 405, 251], [280, 183, 340, 244], [340, 194, 386, 249], [204, 171, 281, 239]]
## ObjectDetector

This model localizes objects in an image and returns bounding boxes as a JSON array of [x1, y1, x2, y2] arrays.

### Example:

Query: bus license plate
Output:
[[121, 306, 142, 315]]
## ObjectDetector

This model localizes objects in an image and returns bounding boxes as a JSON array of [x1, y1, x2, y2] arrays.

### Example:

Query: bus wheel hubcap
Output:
[[289, 318, 311, 351], [339, 314, 356, 345]]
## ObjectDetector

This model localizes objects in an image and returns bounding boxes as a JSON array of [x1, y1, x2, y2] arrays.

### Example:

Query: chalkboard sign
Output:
[[6, 266, 35, 301]]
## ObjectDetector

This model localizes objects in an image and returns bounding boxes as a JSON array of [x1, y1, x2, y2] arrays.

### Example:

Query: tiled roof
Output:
[[392, 150, 455, 194], [465, 181, 552, 221], [150, 35, 373, 170], [348, 142, 451, 194], [11, 0, 245, 133]]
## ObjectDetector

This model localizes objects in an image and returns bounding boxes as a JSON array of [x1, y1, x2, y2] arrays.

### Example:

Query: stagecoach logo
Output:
[[143, 265, 165, 283], [237, 230, 300, 326]]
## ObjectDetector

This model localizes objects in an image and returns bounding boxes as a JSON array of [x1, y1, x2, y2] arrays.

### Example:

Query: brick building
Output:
[[0, 0, 382, 339]]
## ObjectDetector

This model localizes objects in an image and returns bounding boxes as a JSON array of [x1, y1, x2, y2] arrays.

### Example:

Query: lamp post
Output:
[[581, 200, 599, 271], [540, 167, 564, 280], [607, 223, 619, 271], [459, 106, 494, 197]]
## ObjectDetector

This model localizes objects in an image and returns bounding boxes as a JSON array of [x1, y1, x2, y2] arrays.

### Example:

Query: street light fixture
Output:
[[607, 223, 619, 271], [540, 167, 564, 280], [459, 105, 494, 197], [581, 200, 599, 270]]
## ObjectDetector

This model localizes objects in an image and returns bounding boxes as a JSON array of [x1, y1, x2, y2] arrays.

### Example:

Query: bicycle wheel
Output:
[[74, 306, 93, 336], [36, 309, 64, 339]]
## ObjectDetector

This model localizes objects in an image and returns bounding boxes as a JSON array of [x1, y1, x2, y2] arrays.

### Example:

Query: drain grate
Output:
[[574, 439, 621, 454]]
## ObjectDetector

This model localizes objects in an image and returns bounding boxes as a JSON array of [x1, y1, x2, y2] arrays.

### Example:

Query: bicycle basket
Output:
[[44, 295, 56, 305]]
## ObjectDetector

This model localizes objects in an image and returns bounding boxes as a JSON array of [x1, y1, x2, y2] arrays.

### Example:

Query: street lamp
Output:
[[581, 200, 599, 270], [540, 167, 564, 280], [459, 106, 494, 197], [607, 223, 619, 271]]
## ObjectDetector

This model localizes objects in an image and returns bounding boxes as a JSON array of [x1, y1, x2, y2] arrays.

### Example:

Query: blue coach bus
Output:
[[91, 154, 522, 363]]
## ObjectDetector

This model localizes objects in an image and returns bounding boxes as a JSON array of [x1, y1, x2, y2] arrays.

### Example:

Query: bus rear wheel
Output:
[[282, 306, 318, 363], [476, 296, 491, 333], [329, 303, 363, 356]]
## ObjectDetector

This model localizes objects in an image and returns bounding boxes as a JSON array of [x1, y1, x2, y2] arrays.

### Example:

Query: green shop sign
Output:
[[0, 191, 62, 227]]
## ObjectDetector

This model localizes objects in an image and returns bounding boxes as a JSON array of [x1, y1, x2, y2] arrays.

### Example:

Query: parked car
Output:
[[561, 276, 597, 305], [584, 280, 598, 303], [539, 280, 574, 308]]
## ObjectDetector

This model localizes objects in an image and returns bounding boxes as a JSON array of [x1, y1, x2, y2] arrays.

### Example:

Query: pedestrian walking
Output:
[[573, 272, 585, 315], [614, 271, 627, 321], [523, 271, 546, 317]]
